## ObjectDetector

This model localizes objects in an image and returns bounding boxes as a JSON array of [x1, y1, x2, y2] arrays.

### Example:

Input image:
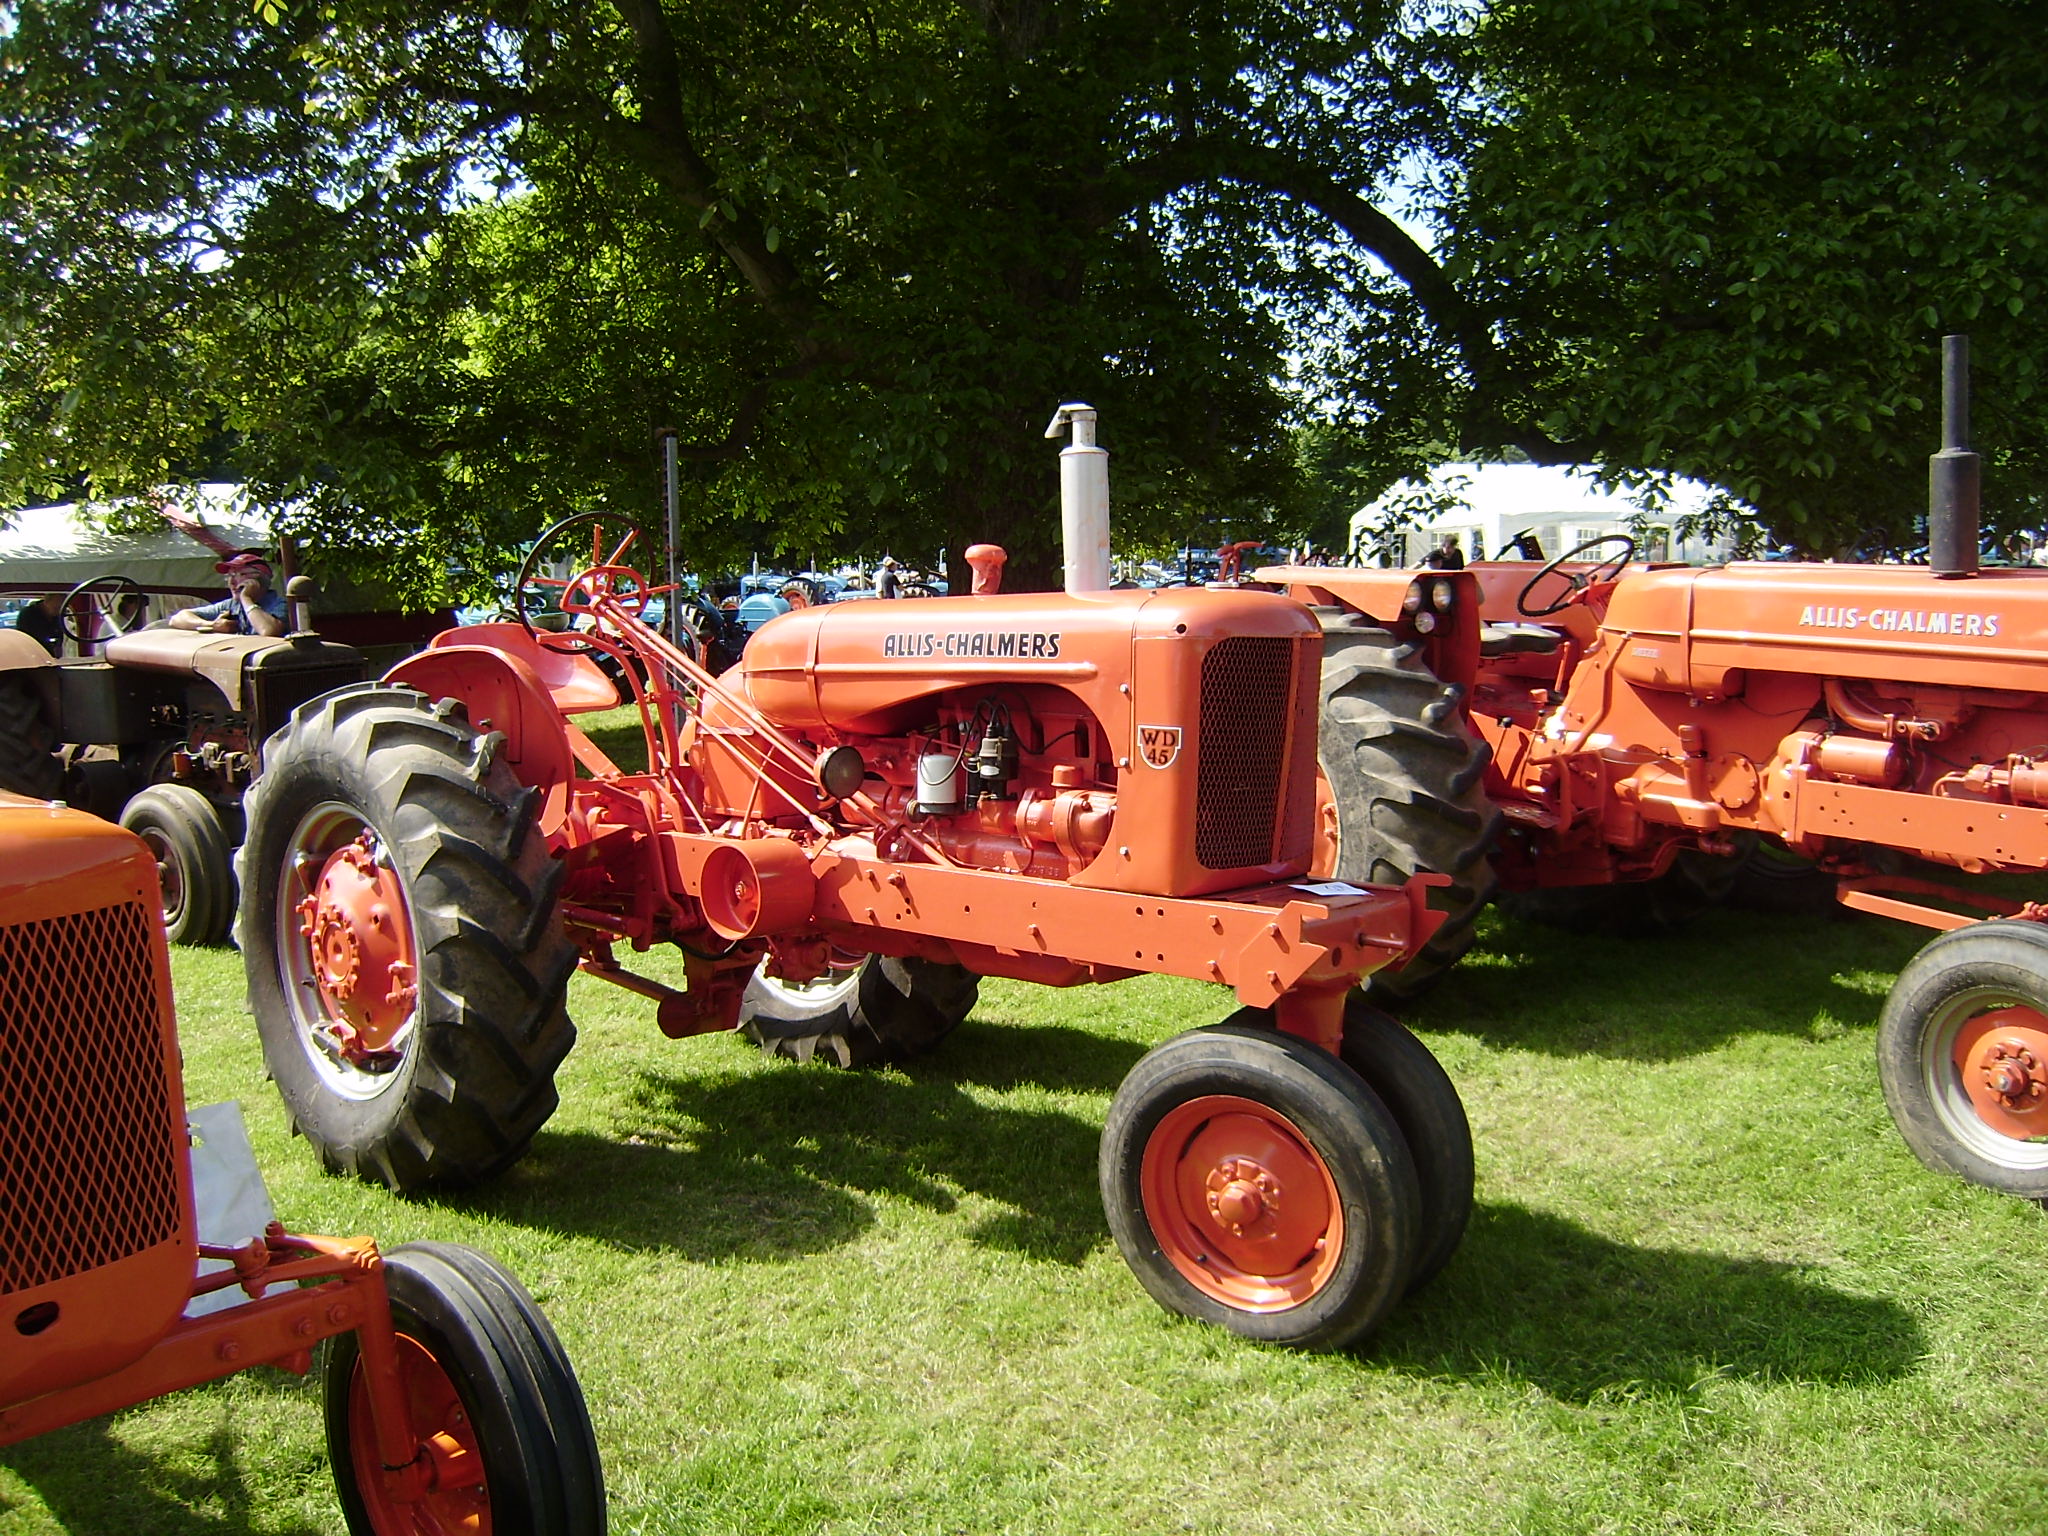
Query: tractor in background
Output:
[[236, 405, 1469, 1352], [1260, 336, 2048, 1199], [0, 574, 368, 943], [0, 792, 603, 1534]]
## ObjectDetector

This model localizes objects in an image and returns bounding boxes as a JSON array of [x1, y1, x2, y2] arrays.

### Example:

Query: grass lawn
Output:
[[4, 897, 2046, 1535]]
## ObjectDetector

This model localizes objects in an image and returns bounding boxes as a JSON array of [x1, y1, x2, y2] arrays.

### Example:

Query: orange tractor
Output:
[[1261, 336, 2048, 1199], [236, 405, 1466, 1351], [0, 794, 604, 1533]]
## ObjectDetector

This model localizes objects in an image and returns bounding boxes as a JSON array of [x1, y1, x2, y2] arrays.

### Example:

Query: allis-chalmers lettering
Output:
[[1797, 605, 2001, 637], [882, 630, 1064, 659]]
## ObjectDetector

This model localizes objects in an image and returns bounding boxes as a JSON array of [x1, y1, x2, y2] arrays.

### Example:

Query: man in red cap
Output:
[[168, 551, 287, 637]]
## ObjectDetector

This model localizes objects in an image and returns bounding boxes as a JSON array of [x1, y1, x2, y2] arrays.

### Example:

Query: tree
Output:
[[0, 0, 1441, 593], [1435, 0, 2048, 554], [5, 0, 2045, 589]]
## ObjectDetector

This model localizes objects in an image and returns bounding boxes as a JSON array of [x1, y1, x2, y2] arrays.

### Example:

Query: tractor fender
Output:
[[384, 645, 575, 833], [0, 628, 60, 723]]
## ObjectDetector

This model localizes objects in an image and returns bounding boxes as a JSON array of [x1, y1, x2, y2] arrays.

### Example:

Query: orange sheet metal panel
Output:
[[0, 796, 196, 1411], [1668, 562, 2048, 693]]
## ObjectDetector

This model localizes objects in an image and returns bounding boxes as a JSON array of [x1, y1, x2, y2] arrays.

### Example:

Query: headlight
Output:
[[1402, 581, 1426, 614], [1431, 578, 1456, 610], [1412, 610, 1438, 634]]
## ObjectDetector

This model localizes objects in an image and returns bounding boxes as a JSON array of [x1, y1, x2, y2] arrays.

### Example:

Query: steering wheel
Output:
[[60, 574, 150, 644], [1516, 534, 1638, 617], [514, 511, 673, 643]]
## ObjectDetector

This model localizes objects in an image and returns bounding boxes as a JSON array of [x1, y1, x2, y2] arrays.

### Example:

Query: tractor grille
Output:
[[1195, 636, 1299, 870], [0, 900, 183, 1296]]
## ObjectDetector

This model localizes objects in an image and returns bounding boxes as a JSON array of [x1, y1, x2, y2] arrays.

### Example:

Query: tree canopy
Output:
[[1, 0, 2044, 594]]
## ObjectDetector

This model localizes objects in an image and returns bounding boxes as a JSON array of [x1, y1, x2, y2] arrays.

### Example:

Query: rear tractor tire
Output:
[[120, 783, 235, 947], [1317, 612, 1500, 1005], [238, 685, 577, 1192], [325, 1242, 605, 1535], [1498, 846, 1742, 936], [1877, 920, 2048, 1199], [0, 677, 60, 800], [1099, 1020, 1421, 1351], [740, 954, 980, 1067]]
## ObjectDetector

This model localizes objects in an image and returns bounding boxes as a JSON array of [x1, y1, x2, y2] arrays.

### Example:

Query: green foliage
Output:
[[4, 0, 2047, 580], [1448, 0, 2048, 553]]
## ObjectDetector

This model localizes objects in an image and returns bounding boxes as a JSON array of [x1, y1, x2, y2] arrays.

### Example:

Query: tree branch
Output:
[[1121, 134, 1576, 463], [622, 0, 824, 360]]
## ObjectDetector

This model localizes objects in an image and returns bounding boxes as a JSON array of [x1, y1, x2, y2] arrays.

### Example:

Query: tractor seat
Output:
[[1478, 622, 1566, 658], [424, 623, 620, 715], [100, 631, 281, 710]]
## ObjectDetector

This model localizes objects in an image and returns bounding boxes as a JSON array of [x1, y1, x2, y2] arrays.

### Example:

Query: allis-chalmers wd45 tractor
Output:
[[0, 794, 603, 1533], [1262, 337, 2048, 1201], [236, 406, 1467, 1352]]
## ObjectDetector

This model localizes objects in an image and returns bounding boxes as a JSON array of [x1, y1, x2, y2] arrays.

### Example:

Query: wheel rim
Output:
[[1139, 1094, 1343, 1312], [278, 802, 421, 1100], [1923, 988, 2048, 1167], [348, 1332, 491, 1535], [134, 826, 188, 928], [753, 957, 865, 1013]]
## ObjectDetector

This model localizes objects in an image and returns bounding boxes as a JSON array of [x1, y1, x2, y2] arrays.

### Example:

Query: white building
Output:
[[1351, 463, 1750, 567]]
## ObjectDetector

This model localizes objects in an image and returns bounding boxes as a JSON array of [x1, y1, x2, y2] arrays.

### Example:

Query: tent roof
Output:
[[1357, 463, 1738, 532], [0, 485, 271, 592]]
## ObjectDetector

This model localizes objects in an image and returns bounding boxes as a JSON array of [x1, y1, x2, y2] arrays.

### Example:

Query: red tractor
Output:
[[0, 793, 603, 1534], [237, 406, 1466, 1351], [1262, 336, 2048, 1199]]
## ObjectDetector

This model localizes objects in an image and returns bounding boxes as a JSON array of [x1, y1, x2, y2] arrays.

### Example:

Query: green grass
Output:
[[6, 900, 2048, 1535]]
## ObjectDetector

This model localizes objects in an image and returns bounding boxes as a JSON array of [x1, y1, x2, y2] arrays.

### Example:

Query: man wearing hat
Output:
[[876, 556, 902, 600], [168, 552, 287, 637]]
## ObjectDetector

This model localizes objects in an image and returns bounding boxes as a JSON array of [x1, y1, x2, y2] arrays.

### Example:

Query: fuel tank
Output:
[[1600, 562, 2048, 694], [737, 586, 1326, 898]]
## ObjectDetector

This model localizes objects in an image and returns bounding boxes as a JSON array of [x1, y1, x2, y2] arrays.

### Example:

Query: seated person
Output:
[[11, 594, 64, 656], [168, 552, 286, 638]]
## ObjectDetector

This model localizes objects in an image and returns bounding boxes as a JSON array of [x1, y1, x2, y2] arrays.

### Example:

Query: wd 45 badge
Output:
[[1138, 725, 1183, 769]]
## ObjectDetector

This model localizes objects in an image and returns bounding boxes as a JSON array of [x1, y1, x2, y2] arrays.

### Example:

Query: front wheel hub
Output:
[[296, 834, 418, 1061], [1141, 1095, 1341, 1312], [1954, 1008, 2048, 1137]]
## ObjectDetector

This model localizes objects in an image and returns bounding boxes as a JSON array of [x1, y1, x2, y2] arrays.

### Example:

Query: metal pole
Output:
[[659, 429, 681, 643]]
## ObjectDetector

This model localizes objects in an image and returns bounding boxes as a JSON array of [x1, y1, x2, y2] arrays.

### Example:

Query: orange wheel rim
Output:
[[1139, 1094, 1342, 1312], [1952, 1007, 2048, 1140], [349, 1332, 491, 1535]]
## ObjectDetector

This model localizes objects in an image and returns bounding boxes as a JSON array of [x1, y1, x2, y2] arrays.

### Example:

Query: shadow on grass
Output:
[[1374, 1200, 1923, 1399], [1, 1383, 325, 1536], [901, 1017, 1150, 1095], [1408, 904, 1928, 1061], [446, 1060, 1108, 1266]]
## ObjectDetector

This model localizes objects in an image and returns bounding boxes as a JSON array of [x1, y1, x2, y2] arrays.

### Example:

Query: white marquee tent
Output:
[[1351, 463, 1749, 567], [0, 485, 272, 594]]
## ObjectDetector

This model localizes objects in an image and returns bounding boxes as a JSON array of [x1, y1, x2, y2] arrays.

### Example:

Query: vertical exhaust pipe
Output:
[[1930, 334, 1981, 580], [1045, 403, 1111, 595]]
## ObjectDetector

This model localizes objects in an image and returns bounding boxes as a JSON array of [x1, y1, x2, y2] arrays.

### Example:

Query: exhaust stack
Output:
[[1930, 334, 1981, 580], [1046, 403, 1111, 595]]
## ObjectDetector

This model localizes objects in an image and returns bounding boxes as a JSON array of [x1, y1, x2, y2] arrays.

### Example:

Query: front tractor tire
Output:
[[238, 685, 577, 1193], [324, 1242, 605, 1535], [1099, 1021, 1421, 1352], [1878, 920, 2048, 1198], [120, 783, 234, 946], [741, 955, 980, 1067], [1317, 613, 1500, 1004]]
